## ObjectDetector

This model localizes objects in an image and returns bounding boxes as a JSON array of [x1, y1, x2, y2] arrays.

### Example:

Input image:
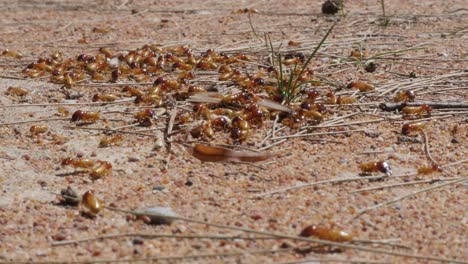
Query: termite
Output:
[[92, 27, 109, 34], [92, 94, 118, 102], [30, 125, 48, 134], [417, 164, 442, 175], [402, 104, 432, 117], [61, 158, 96, 168], [401, 123, 426, 135], [6, 87, 30, 96], [300, 225, 353, 242], [82, 191, 103, 215], [70, 110, 100, 123], [359, 160, 392, 176], [2, 49, 23, 59], [90, 161, 112, 179], [99, 134, 123, 147], [347, 81, 374, 92], [336, 96, 357, 105], [350, 49, 367, 59], [134, 109, 156, 126], [393, 90, 415, 102], [288, 40, 302, 47], [57, 106, 70, 117], [121, 86, 144, 97]]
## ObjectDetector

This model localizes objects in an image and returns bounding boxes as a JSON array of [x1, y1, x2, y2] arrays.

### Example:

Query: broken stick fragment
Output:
[[190, 144, 272, 162]]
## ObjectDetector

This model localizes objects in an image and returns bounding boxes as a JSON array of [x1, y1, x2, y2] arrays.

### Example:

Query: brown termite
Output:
[[288, 40, 302, 47], [70, 110, 100, 123], [134, 109, 156, 122], [349, 49, 367, 59], [336, 96, 357, 105], [61, 158, 96, 168], [402, 104, 432, 117], [2, 49, 23, 59], [418, 164, 442, 175], [210, 116, 230, 130], [401, 122, 426, 135], [98, 47, 113, 58], [30, 125, 48, 134], [122, 86, 144, 97], [6, 87, 30, 96], [90, 161, 112, 179], [92, 27, 109, 34], [359, 160, 392, 176], [190, 122, 214, 138], [347, 81, 374, 92], [393, 90, 415, 102], [134, 94, 162, 106], [325, 90, 337, 104], [92, 93, 118, 102], [111, 69, 121, 82], [57, 106, 70, 117], [99, 134, 123, 147], [190, 144, 271, 162], [300, 225, 353, 242], [82, 191, 103, 215]]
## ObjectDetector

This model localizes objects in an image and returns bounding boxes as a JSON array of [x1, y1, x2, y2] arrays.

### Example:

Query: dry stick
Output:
[[380, 102, 468, 111], [64, 126, 156, 138], [271, 129, 368, 140], [257, 174, 416, 197], [280, 258, 390, 264], [2, 248, 294, 264], [350, 177, 460, 193], [52, 233, 274, 247], [0, 117, 69, 126], [355, 177, 468, 217], [0, 98, 135, 108], [302, 119, 385, 130], [103, 206, 465, 263], [377, 72, 467, 96], [258, 159, 467, 197]]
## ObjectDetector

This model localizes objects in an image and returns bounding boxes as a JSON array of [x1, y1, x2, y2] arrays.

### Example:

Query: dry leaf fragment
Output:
[[190, 144, 272, 162]]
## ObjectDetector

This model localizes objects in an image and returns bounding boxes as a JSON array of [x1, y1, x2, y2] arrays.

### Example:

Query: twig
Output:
[[256, 173, 418, 197], [64, 126, 156, 137], [0, 98, 134, 108], [380, 101, 468, 111], [52, 233, 273, 246], [271, 129, 368, 140], [102, 205, 466, 263], [355, 177, 467, 217], [0, 117, 69, 126], [349, 177, 460, 193]]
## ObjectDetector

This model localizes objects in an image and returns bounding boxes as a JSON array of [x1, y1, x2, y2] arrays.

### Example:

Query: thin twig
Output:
[[355, 177, 467, 217], [349, 177, 460, 193], [52, 233, 273, 246], [380, 101, 468, 111], [0, 117, 69, 126], [102, 206, 466, 263]]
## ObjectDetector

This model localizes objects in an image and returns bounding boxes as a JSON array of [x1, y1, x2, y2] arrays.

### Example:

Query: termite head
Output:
[[70, 110, 84, 122], [61, 158, 73, 166], [376, 161, 392, 176], [420, 104, 432, 113]]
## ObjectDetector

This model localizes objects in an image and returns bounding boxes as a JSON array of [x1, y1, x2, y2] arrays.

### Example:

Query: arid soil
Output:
[[0, 0, 467, 263]]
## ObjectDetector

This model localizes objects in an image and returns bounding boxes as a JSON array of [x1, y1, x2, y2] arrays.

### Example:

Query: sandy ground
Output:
[[0, 0, 467, 263]]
